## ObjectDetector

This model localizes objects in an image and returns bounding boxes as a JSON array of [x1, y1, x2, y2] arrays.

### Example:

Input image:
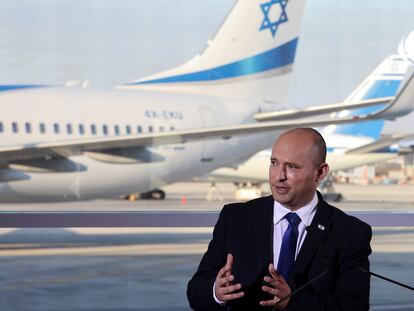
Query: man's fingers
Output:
[[217, 264, 231, 280], [224, 254, 233, 276], [262, 285, 278, 296], [260, 297, 279, 307], [217, 283, 244, 302], [215, 254, 241, 301], [217, 254, 234, 279], [221, 291, 244, 301], [219, 283, 244, 301], [217, 266, 227, 279], [219, 283, 242, 295], [269, 263, 280, 279], [226, 253, 234, 266], [262, 266, 291, 309], [217, 274, 234, 287], [260, 286, 280, 308], [269, 264, 288, 284]]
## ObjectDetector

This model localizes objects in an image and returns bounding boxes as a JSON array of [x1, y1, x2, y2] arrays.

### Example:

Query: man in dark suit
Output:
[[187, 128, 372, 310]]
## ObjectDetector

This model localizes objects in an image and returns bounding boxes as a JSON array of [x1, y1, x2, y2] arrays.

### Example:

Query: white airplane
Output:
[[204, 30, 414, 199], [0, 0, 413, 202]]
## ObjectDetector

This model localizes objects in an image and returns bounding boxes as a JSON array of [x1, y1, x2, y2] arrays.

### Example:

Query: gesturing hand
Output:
[[214, 254, 244, 303], [260, 263, 291, 310]]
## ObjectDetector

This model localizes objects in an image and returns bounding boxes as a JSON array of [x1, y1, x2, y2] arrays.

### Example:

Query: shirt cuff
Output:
[[213, 281, 226, 305]]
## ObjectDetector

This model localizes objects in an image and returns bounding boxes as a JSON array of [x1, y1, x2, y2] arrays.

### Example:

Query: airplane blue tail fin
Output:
[[322, 48, 413, 140], [119, 0, 306, 102]]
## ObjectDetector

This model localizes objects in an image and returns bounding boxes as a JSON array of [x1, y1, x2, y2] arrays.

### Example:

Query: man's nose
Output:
[[274, 165, 287, 181]]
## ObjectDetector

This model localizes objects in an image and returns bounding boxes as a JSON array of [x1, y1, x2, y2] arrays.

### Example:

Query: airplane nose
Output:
[[398, 30, 414, 63]]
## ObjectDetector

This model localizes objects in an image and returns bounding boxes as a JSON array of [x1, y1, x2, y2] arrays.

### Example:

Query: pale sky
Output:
[[0, 0, 413, 110]]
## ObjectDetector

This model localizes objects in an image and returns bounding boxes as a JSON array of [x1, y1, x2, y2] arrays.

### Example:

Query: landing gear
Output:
[[319, 175, 343, 202], [139, 189, 166, 200], [124, 193, 139, 201], [207, 182, 224, 201], [123, 189, 166, 200], [234, 182, 263, 201]]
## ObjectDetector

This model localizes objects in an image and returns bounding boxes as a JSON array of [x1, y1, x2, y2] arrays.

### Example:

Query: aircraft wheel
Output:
[[140, 189, 166, 200], [324, 193, 343, 202]]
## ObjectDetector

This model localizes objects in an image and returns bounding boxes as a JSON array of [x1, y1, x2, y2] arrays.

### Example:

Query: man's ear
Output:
[[316, 163, 330, 183]]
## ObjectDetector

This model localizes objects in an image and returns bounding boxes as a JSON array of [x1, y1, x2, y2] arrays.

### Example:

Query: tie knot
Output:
[[285, 212, 301, 226]]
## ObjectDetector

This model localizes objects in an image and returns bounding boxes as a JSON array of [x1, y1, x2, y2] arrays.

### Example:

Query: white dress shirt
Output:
[[273, 192, 318, 267], [213, 192, 319, 304]]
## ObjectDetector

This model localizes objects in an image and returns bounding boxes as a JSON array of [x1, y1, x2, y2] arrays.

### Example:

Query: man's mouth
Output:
[[275, 185, 290, 194]]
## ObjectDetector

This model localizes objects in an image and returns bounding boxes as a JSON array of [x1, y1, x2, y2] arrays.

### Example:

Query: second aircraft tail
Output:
[[321, 43, 414, 142]]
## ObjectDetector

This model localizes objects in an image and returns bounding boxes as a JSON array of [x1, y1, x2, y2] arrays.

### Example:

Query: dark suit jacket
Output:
[[187, 193, 372, 311]]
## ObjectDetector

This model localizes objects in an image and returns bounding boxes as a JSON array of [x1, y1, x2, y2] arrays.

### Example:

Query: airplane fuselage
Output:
[[0, 87, 279, 201]]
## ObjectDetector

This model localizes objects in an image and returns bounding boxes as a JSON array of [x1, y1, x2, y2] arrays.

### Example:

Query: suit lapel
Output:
[[289, 194, 333, 284], [256, 195, 274, 269], [248, 196, 274, 282], [234, 196, 274, 288]]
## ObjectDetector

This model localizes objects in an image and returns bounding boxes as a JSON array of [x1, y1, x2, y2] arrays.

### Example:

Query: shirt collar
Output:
[[273, 192, 318, 226]]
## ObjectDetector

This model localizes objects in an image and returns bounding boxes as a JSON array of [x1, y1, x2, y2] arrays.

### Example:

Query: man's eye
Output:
[[288, 164, 297, 169]]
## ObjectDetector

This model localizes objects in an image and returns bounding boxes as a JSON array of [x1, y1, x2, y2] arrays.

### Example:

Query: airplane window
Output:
[[137, 126, 142, 133], [103, 125, 108, 135], [53, 123, 60, 134], [91, 124, 97, 135], [25, 122, 32, 133], [0, 122, 3, 132], [114, 125, 120, 135], [170, 126, 175, 131], [66, 124, 72, 134], [148, 125, 153, 133], [39, 123, 46, 134], [12, 122, 18, 133], [78, 124, 85, 135], [126, 125, 131, 134], [159, 126, 164, 132]]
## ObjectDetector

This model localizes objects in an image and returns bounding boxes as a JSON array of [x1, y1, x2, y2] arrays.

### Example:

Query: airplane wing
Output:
[[345, 133, 414, 154], [0, 107, 408, 164], [373, 66, 414, 119], [254, 56, 414, 122], [254, 97, 393, 122], [1, 68, 413, 164]]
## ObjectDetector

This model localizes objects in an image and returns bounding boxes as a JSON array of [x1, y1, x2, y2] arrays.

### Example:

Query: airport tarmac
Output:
[[1, 182, 414, 212], [0, 183, 413, 310]]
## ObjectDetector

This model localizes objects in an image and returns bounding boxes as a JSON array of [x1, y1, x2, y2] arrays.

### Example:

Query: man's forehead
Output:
[[271, 150, 302, 161], [276, 129, 314, 142], [271, 144, 302, 160], [273, 131, 313, 149], [272, 133, 315, 159]]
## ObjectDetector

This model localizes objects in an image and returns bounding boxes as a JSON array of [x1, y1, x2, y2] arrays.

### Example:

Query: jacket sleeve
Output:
[[288, 222, 372, 311], [187, 205, 229, 311]]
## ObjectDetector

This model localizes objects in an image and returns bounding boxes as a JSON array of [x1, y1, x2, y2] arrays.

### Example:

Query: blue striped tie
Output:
[[277, 212, 301, 281]]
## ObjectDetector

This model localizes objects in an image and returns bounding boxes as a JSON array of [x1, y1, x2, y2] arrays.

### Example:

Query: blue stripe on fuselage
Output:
[[0, 84, 49, 92], [127, 38, 299, 85]]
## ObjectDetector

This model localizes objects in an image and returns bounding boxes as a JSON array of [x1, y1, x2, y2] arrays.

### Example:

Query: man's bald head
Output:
[[276, 128, 327, 167], [269, 127, 329, 210]]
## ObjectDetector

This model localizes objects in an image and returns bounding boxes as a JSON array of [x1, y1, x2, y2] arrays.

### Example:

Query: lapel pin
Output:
[[318, 224, 325, 231]]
